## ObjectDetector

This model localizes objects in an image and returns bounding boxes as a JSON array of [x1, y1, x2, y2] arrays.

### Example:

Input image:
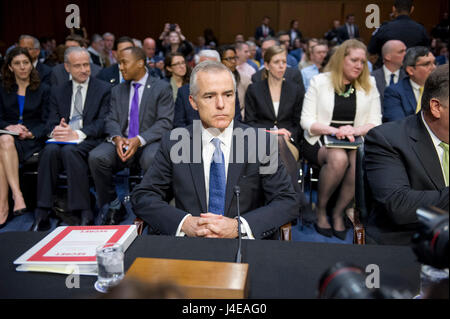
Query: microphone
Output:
[[234, 185, 242, 263]]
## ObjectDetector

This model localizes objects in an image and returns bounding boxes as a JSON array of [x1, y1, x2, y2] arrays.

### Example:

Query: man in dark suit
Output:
[[89, 47, 174, 225], [18, 35, 51, 86], [371, 40, 407, 105], [88, 34, 106, 68], [51, 35, 102, 87], [255, 16, 275, 44], [31, 47, 111, 231], [364, 64, 449, 245], [383, 46, 436, 122], [131, 61, 299, 239], [368, 0, 430, 67], [337, 14, 360, 44]]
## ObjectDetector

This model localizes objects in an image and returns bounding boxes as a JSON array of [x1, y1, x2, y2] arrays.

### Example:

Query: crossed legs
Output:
[[0, 135, 26, 224], [316, 147, 356, 232]]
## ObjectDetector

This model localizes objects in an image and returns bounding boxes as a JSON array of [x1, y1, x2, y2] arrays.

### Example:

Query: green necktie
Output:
[[440, 142, 449, 186]]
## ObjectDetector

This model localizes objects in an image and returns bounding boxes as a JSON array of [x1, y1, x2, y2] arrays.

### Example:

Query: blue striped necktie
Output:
[[208, 138, 226, 215], [389, 73, 395, 86]]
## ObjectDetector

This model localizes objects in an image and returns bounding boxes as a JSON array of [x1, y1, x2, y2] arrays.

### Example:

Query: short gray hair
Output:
[[19, 35, 40, 49], [103, 32, 115, 39], [194, 49, 220, 64], [403, 46, 430, 69], [64, 46, 89, 64], [421, 64, 449, 113], [189, 61, 236, 101]]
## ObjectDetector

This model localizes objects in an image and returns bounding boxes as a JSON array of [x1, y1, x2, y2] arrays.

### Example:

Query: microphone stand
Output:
[[234, 186, 242, 263]]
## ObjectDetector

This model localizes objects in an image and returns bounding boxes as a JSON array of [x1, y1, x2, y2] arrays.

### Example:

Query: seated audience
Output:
[[371, 40, 407, 105], [383, 46, 436, 122], [289, 37, 303, 64], [18, 35, 51, 86], [235, 42, 256, 79], [174, 50, 242, 128], [245, 45, 303, 161], [298, 38, 319, 71], [0, 48, 50, 228], [164, 52, 191, 101], [131, 61, 299, 239], [277, 31, 299, 68], [300, 39, 382, 240], [88, 34, 106, 68], [301, 39, 328, 91], [364, 64, 449, 245], [89, 47, 174, 225], [31, 47, 111, 231], [218, 45, 251, 120], [103, 32, 117, 66]]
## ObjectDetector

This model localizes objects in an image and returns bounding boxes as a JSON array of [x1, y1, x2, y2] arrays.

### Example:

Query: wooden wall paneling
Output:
[[220, 0, 248, 44], [188, 0, 219, 45], [249, 0, 278, 39]]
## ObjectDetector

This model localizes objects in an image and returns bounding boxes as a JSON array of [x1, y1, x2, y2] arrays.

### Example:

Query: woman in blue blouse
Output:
[[0, 47, 49, 227]]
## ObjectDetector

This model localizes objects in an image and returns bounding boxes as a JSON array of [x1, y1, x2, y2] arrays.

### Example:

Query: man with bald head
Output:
[[372, 40, 407, 104], [31, 47, 111, 231], [143, 38, 156, 63]]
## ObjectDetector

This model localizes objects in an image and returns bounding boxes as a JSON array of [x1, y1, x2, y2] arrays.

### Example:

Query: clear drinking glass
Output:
[[94, 243, 124, 293]]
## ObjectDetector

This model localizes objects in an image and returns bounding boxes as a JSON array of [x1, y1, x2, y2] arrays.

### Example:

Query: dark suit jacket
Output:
[[105, 74, 174, 145], [46, 77, 111, 141], [368, 15, 430, 56], [371, 66, 406, 107], [383, 76, 417, 122], [254, 25, 275, 41], [50, 63, 102, 87], [0, 83, 50, 140], [35, 62, 52, 86], [337, 24, 360, 43], [251, 68, 305, 95], [131, 121, 300, 239], [97, 64, 163, 87], [364, 113, 449, 245], [244, 79, 303, 145], [173, 84, 242, 128]]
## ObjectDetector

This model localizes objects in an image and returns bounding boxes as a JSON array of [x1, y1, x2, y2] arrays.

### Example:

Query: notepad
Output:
[[46, 138, 83, 145], [324, 135, 363, 149], [0, 129, 19, 136]]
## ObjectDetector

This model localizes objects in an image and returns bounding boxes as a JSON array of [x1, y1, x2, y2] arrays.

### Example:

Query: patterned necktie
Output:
[[440, 142, 449, 186], [416, 87, 424, 114], [208, 138, 226, 215], [128, 83, 141, 138], [70, 85, 83, 130], [389, 73, 395, 86]]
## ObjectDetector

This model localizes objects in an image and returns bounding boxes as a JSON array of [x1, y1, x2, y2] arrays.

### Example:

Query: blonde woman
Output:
[[300, 39, 382, 239]]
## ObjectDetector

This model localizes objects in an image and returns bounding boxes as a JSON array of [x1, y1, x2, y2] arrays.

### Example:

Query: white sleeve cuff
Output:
[[238, 217, 255, 240], [137, 135, 146, 147], [176, 214, 192, 237], [76, 130, 87, 141]]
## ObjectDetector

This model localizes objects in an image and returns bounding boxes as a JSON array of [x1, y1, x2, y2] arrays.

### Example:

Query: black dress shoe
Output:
[[333, 229, 348, 240], [80, 210, 94, 226], [13, 208, 27, 216], [104, 203, 127, 225], [30, 217, 51, 232], [314, 223, 333, 238]]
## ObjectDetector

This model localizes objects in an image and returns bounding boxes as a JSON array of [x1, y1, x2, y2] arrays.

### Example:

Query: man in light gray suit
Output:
[[89, 47, 174, 224], [371, 40, 407, 106]]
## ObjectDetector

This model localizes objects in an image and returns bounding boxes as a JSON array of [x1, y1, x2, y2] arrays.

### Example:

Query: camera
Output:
[[412, 206, 449, 269], [169, 24, 177, 32]]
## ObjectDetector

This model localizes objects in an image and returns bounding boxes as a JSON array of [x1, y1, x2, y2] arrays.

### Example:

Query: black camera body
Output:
[[169, 24, 177, 32]]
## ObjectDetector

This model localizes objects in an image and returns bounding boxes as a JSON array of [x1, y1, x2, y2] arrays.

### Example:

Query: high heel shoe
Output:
[[332, 228, 348, 240], [314, 223, 333, 238], [13, 208, 27, 216]]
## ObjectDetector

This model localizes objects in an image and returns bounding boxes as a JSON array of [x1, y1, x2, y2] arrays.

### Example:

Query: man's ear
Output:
[[189, 95, 198, 111], [429, 98, 442, 119], [64, 62, 70, 74], [405, 65, 414, 77]]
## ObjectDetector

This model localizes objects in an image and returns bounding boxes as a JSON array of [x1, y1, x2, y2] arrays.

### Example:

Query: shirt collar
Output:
[[201, 120, 234, 149], [421, 111, 442, 149], [131, 71, 148, 88], [33, 60, 38, 68], [72, 77, 90, 90], [383, 64, 400, 77], [409, 78, 422, 92]]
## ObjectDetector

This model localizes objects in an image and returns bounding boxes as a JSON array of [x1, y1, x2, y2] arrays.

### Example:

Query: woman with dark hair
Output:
[[301, 39, 382, 239], [245, 45, 303, 161], [0, 47, 50, 227], [164, 52, 191, 101], [158, 24, 194, 59], [217, 45, 251, 119]]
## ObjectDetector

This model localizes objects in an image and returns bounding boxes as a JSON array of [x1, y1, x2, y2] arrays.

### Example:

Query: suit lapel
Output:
[[277, 80, 288, 119], [121, 81, 131, 131], [188, 125, 207, 213], [62, 81, 73, 120], [262, 80, 276, 119], [83, 78, 95, 119], [404, 79, 417, 115], [139, 75, 153, 128], [409, 114, 446, 189]]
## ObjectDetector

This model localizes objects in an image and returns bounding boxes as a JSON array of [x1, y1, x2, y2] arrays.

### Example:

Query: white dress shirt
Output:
[[421, 112, 446, 185], [409, 79, 422, 103], [383, 65, 400, 86], [70, 78, 89, 140], [272, 101, 280, 118], [176, 120, 255, 239]]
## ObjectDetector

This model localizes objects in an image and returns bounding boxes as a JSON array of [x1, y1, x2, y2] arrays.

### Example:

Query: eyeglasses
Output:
[[171, 61, 186, 67], [222, 56, 237, 62], [414, 61, 436, 68]]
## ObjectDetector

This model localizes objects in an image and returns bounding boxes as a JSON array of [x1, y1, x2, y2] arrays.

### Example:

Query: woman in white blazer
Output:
[[300, 39, 382, 239]]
